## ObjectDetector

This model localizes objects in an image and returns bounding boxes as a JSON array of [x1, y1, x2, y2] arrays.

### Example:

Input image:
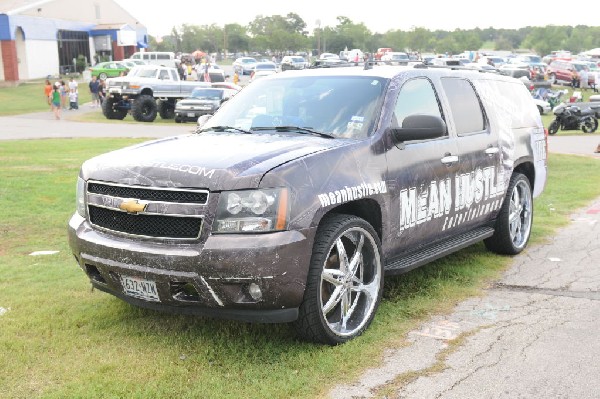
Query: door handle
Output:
[[485, 147, 499, 156], [441, 154, 459, 165]]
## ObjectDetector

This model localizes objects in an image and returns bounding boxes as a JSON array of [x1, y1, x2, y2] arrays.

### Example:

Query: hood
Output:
[[81, 132, 349, 191]]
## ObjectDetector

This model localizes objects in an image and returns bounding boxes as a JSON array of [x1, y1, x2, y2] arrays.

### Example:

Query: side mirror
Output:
[[388, 114, 447, 145]]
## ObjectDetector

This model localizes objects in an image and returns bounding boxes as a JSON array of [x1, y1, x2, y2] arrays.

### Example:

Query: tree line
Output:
[[149, 14, 600, 59]]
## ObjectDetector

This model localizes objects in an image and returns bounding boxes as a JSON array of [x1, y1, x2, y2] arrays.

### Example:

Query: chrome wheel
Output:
[[295, 214, 383, 344], [319, 226, 382, 338], [508, 179, 533, 250], [485, 173, 533, 255]]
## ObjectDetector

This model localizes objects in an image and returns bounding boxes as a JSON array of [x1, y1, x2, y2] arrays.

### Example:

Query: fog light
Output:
[[248, 283, 262, 301]]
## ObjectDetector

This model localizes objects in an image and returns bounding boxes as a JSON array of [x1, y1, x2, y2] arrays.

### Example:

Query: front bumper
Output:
[[175, 108, 214, 121], [68, 214, 315, 323]]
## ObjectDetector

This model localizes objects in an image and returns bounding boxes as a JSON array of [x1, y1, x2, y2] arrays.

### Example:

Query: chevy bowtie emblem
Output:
[[119, 199, 147, 214]]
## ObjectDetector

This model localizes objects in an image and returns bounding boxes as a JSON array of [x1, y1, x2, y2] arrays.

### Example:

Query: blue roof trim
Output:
[[0, 14, 94, 40], [0, 14, 9, 40]]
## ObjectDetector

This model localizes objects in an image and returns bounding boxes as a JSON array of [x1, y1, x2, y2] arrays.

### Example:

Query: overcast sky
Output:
[[115, 0, 600, 38]]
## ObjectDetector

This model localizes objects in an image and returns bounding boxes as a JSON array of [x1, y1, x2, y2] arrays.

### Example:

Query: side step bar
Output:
[[384, 227, 495, 276]]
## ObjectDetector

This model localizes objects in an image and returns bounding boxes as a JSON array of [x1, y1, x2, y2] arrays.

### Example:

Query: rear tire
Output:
[[484, 173, 533, 255], [581, 117, 598, 133], [131, 95, 157, 122], [158, 101, 175, 120], [294, 214, 383, 345]]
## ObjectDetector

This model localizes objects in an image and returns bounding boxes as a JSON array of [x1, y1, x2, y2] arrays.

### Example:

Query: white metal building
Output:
[[0, 0, 148, 81]]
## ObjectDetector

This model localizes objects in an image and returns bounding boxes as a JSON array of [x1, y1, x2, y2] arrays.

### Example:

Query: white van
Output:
[[130, 52, 179, 68]]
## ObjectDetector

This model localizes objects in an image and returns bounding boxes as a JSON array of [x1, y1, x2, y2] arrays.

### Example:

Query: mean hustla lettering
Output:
[[399, 166, 505, 232]]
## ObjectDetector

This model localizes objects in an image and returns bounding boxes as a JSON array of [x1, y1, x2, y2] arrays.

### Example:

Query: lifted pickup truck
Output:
[[103, 65, 210, 122]]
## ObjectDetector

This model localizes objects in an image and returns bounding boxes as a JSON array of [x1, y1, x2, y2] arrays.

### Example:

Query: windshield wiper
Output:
[[198, 126, 253, 134], [252, 126, 335, 139]]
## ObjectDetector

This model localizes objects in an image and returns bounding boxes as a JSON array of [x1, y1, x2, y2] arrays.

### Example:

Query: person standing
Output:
[[68, 77, 79, 110], [51, 83, 61, 119], [579, 67, 589, 93], [203, 62, 211, 83], [89, 76, 101, 108], [59, 80, 68, 109], [44, 79, 53, 109], [68, 88, 78, 110]]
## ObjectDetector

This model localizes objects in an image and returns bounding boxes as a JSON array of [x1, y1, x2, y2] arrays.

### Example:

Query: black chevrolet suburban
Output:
[[68, 65, 547, 344]]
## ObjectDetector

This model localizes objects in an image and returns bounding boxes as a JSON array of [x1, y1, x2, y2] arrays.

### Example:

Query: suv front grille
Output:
[[86, 181, 208, 239], [89, 207, 202, 239], [88, 182, 208, 204]]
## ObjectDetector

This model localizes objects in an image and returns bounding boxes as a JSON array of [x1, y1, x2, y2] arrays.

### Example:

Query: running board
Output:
[[384, 227, 495, 276]]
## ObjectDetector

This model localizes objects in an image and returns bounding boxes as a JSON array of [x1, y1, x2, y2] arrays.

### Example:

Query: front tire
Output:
[[102, 97, 127, 120], [548, 119, 559, 135], [294, 214, 383, 345], [484, 173, 533, 255], [131, 95, 157, 122]]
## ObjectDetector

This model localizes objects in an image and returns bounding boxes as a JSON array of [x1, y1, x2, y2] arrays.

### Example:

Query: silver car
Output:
[[280, 56, 309, 71]]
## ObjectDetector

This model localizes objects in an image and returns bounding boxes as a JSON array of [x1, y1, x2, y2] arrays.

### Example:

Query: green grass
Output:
[[1, 139, 599, 398], [0, 81, 92, 116]]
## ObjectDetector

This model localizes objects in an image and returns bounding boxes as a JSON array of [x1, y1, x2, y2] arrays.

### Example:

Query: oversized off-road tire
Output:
[[101, 97, 127, 120], [158, 100, 175, 120], [548, 119, 560, 135], [294, 214, 383, 345], [484, 173, 533, 255], [581, 117, 598, 133], [131, 95, 157, 122]]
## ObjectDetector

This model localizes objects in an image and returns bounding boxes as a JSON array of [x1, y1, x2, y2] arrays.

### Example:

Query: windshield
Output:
[[191, 89, 223, 100], [137, 68, 159, 78], [203, 75, 386, 139]]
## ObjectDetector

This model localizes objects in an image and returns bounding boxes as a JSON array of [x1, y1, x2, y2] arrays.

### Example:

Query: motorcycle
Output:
[[548, 103, 598, 135]]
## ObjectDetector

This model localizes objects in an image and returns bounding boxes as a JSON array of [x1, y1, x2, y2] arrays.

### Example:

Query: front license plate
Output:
[[187, 112, 196, 117], [120, 275, 159, 302]]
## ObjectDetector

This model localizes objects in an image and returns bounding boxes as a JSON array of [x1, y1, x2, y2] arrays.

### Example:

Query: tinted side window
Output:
[[441, 78, 485, 135], [392, 78, 444, 135], [157, 54, 170, 60]]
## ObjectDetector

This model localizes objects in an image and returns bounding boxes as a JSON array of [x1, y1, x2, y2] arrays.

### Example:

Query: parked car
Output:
[[280, 56, 309, 71], [380, 52, 409, 64], [375, 47, 392, 60], [478, 56, 506, 67], [195, 63, 227, 82], [122, 59, 147, 66], [319, 52, 340, 60], [174, 87, 237, 123], [532, 98, 551, 115], [547, 60, 596, 86], [233, 57, 258, 75], [250, 61, 278, 81], [89, 61, 129, 80]]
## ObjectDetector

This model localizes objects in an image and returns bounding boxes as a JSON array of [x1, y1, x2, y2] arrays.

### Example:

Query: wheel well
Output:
[[513, 161, 535, 189], [140, 88, 153, 97], [321, 199, 382, 240]]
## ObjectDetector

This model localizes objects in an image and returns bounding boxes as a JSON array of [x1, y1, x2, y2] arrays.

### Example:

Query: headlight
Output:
[[76, 177, 87, 217], [214, 188, 289, 233]]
